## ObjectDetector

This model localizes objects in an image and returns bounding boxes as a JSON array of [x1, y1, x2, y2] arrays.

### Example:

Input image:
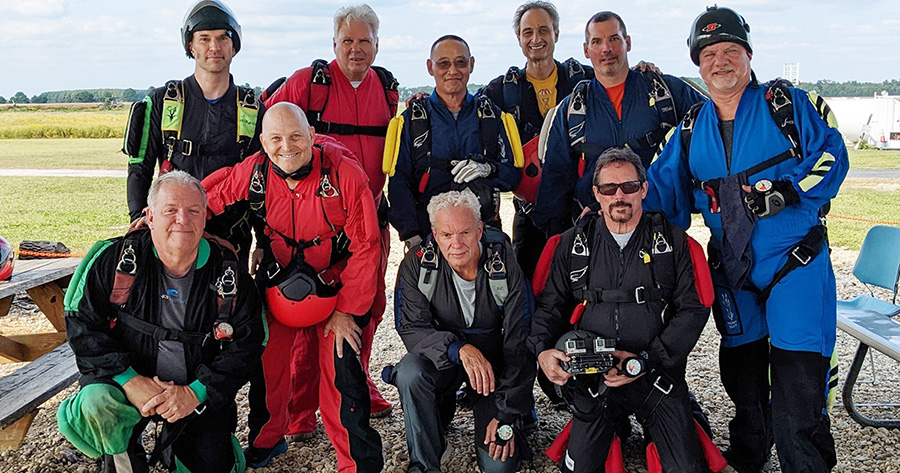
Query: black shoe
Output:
[[244, 438, 288, 468], [722, 448, 769, 473]]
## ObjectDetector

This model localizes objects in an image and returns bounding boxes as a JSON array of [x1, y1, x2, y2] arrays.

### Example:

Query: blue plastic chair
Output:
[[837, 225, 900, 428]]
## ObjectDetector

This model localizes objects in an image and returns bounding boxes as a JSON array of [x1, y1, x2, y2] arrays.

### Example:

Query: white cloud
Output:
[[0, 0, 65, 17]]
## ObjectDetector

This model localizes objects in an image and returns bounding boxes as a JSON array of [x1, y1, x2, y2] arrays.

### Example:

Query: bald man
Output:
[[203, 102, 384, 471]]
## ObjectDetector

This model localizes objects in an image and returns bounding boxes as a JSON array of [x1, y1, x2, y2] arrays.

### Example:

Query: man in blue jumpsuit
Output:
[[533, 11, 706, 237], [645, 7, 847, 473], [387, 35, 520, 248]]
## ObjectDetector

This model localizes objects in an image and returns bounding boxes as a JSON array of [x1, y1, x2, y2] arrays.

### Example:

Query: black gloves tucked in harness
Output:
[[744, 179, 799, 218]]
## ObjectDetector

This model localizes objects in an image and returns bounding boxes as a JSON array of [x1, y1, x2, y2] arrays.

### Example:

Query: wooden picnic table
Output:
[[0, 258, 81, 363], [0, 257, 83, 449]]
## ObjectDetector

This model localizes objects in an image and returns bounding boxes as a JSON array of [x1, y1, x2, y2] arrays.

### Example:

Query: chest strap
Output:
[[116, 312, 212, 346]]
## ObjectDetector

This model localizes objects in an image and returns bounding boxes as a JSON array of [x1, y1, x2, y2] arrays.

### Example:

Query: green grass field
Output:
[[0, 177, 130, 252], [0, 139, 125, 169]]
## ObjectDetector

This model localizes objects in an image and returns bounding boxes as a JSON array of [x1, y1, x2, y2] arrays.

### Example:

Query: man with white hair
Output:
[[265, 3, 397, 425], [60, 171, 264, 472], [389, 190, 535, 473]]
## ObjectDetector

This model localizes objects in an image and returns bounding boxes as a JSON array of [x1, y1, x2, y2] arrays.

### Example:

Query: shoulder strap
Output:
[[483, 227, 510, 308], [417, 236, 440, 302], [502, 66, 524, 121], [764, 78, 801, 157], [371, 65, 400, 116], [248, 158, 269, 221], [408, 97, 433, 189], [679, 102, 704, 157], [160, 80, 185, 166], [566, 80, 591, 177], [645, 71, 679, 128], [562, 58, 587, 85], [236, 86, 260, 157], [476, 95, 502, 159], [307, 59, 332, 129], [316, 144, 348, 231]]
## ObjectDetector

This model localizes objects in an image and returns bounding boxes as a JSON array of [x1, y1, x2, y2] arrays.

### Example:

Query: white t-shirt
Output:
[[350, 80, 363, 89], [451, 270, 477, 328], [610, 228, 635, 250]]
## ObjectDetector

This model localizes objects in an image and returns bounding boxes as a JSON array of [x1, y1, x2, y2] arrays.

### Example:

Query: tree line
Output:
[[3, 80, 898, 105]]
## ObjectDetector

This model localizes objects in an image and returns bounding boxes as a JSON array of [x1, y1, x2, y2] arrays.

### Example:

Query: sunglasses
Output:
[[595, 181, 643, 196]]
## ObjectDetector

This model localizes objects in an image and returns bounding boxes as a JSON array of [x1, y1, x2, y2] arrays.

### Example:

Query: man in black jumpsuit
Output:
[[529, 148, 708, 472], [58, 171, 264, 473], [391, 190, 535, 473], [124, 0, 264, 258]]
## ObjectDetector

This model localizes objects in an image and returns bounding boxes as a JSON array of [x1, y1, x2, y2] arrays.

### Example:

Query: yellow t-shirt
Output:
[[527, 67, 558, 118]]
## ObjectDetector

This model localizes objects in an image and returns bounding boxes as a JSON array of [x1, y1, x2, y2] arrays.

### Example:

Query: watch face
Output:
[[625, 358, 643, 376], [754, 179, 773, 193], [497, 424, 513, 441]]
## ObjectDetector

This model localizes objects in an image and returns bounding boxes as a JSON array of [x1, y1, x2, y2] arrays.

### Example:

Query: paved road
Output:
[[0, 168, 898, 179], [0, 169, 126, 177]]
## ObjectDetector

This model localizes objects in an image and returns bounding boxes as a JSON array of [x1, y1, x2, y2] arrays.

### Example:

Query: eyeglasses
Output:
[[432, 58, 471, 70], [595, 181, 642, 196]]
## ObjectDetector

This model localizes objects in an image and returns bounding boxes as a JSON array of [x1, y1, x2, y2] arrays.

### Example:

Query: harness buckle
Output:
[[653, 375, 673, 395], [266, 264, 281, 281], [165, 136, 176, 159], [319, 174, 339, 198], [634, 286, 646, 304], [486, 250, 506, 280], [318, 268, 337, 286], [791, 246, 813, 266], [181, 139, 193, 156], [420, 242, 438, 270], [117, 245, 138, 275], [153, 326, 171, 341], [216, 267, 237, 297]]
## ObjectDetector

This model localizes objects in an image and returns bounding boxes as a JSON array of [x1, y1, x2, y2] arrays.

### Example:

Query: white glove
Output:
[[404, 235, 423, 250], [450, 159, 492, 184]]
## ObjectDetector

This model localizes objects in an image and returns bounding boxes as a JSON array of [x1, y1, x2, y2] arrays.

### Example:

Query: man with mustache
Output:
[[646, 6, 848, 472], [532, 11, 706, 238], [530, 147, 709, 473], [124, 0, 264, 261]]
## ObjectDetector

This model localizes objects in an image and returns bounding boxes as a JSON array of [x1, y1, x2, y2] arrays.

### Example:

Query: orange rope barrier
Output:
[[827, 214, 900, 226]]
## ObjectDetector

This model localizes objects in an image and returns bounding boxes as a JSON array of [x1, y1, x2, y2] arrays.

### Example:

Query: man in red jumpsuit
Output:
[[204, 102, 383, 471], [265, 4, 396, 427]]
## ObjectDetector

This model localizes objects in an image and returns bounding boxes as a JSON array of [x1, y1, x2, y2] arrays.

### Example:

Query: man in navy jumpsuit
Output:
[[533, 11, 706, 237]]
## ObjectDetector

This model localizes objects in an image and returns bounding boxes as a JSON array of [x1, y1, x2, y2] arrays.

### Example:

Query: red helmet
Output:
[[513, 135, 542, 203], [0, 236, 14, 281], [265, 271, 336, 327]]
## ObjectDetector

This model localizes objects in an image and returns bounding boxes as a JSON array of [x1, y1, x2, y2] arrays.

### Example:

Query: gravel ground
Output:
[[1, 200, 899, 473]]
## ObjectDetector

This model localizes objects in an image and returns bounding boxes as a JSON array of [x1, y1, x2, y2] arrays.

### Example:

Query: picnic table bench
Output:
[[0, 258, 82, 449]]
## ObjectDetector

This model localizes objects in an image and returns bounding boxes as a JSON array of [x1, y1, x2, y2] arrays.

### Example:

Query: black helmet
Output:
[[687, 5, 751, 66], [181, 0, 242, 58]]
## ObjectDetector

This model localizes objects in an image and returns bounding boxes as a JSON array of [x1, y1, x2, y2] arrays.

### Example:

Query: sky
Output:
[[1, 0, 898, 97]]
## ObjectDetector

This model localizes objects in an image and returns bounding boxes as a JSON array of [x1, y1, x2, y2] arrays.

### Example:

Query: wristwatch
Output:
[[622, 356, 646, 378], [495, 424, 514, 446]]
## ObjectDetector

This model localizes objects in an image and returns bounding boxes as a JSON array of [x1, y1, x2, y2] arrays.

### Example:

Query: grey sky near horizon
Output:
[[1, 0, 898, 97]]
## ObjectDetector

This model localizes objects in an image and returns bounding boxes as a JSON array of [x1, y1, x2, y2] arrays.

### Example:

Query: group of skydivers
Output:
[[56, 1, 849, 472]]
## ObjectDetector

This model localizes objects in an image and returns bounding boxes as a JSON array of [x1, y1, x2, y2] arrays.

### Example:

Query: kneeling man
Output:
[[392, 190, 535, 473], [530, 148, 709, 472], [59, 171, 264, 472]]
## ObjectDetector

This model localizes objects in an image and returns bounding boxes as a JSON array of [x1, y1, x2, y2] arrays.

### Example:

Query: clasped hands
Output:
[[123, 375, 200, 423]]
